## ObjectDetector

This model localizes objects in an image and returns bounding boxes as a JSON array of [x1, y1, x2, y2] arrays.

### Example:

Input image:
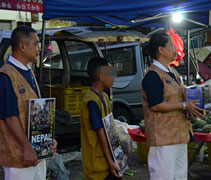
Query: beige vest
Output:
[[0, 64, 40, 168], [142, 64, 192, 146]]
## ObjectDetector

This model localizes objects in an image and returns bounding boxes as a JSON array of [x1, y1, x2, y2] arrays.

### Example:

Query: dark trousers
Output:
[[104, 173, 122, 180]]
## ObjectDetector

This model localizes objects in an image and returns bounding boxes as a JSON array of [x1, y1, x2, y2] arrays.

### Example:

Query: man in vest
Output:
[[142, 32, 203, 180], [0, 26, 56, 180]]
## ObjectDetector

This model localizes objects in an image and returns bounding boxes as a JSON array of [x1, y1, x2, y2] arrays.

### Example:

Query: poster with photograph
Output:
[[102, 113, 128, 176], [28, 98, 56, 160]]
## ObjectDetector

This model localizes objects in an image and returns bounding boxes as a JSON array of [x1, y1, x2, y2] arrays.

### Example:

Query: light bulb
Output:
[[172, 12, 183, 23]]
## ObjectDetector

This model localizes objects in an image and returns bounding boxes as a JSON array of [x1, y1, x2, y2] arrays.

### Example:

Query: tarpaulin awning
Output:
[[42, 0, 211, 28], [0, 1, 210, 28]]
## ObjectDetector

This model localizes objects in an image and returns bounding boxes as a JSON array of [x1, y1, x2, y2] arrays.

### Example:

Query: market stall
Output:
[[128, 128, 211, 169], [41, 0, 211, 86]]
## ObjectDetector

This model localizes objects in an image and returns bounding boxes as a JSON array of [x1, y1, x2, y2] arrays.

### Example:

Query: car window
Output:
[[65, 41, 96, 71], [3, 45, 12, 63], [102, 46, 136, 76], [42, 40, 62, 69], [0, 38, 11, 65], [0, 39, 62, 70]]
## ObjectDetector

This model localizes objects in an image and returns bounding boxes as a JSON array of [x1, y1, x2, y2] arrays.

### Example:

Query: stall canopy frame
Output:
[[1, 0, 210, 85]]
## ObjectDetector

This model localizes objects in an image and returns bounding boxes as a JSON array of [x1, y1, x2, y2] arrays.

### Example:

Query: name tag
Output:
[[165, 79, 172, 84], [18, 84, 25, 94]]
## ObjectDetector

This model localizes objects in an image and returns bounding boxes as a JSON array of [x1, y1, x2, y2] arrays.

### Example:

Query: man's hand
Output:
[[186, 100, 204, 118], [5, 116, 38, 167], [108, 160, 122, 178], [23, 144, 38, 167]]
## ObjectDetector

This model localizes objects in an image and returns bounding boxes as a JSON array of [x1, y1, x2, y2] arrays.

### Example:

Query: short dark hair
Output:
[[11, 26, 37, 52], [149, 32, 169, 59], [87, 57, 109, 82]]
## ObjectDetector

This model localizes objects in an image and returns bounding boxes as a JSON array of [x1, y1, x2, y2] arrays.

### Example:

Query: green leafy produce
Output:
[[194, 119, 207, 129], [200, 124, 211, 133], [203, 116, 211, 124], [191, 117, 200, 124], [139, 120, 145, 133], [192, 114, 211, 132], [124, 170, 135, 177]]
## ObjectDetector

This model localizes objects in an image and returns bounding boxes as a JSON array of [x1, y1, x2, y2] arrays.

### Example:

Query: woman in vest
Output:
[[142, 32, 203, 180]]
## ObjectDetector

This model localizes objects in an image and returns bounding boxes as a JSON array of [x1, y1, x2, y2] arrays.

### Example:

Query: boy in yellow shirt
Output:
[[81, 57, 122, 180]]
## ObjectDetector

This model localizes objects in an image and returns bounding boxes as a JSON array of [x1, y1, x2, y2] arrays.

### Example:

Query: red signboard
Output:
[[0, 0, 43, 13]]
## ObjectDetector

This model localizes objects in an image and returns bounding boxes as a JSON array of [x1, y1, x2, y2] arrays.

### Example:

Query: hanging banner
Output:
[[0, 0, 43, 13]]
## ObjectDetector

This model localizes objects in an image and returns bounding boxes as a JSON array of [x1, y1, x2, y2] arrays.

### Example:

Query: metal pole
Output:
[[104, 42, 108, 60], [91, 16, 119, 28], [39, 20, 46, 88], [131, 13, 170, 23], [184, 17, 208, 28], [190, 27, 211, 38], [187, 30, 190, 86]]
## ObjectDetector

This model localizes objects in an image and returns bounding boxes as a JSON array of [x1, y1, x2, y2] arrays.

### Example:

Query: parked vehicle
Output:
[[99, 42, 145, 124], [1, 26, 201, 148], [0, 27, 148, 125]]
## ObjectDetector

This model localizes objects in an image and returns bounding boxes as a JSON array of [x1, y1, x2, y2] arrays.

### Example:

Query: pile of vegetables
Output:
[[139, 114, 211, 133], [139, 120, 145, 133], [191, 114, 211, 133]]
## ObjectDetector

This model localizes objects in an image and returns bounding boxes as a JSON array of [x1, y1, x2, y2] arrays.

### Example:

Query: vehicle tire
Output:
[[113, 107, 133, 124]]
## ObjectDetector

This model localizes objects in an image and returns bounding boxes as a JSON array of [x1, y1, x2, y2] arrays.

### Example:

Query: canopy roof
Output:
[[43, 0, 211, 29]]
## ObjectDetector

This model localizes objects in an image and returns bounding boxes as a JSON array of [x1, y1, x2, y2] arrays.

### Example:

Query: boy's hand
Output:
[[108, 161, 122, 178], [51, 139, 57, 156]]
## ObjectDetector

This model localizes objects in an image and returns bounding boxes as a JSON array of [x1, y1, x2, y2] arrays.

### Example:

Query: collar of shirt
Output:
[[8, 55, 31, 71], [90, 88, 104, 99], [153, 59, 173, 73]]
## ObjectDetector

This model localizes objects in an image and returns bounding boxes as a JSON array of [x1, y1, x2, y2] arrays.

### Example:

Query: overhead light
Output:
[[172, 12, 183, 23]]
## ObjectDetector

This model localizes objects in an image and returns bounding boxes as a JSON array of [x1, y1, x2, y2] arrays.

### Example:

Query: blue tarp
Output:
[[43, 0, 211, 28]]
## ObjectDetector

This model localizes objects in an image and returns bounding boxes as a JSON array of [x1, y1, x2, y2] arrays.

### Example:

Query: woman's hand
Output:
[[186, 100, 204, 118]]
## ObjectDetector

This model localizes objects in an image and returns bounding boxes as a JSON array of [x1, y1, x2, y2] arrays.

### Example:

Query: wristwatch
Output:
[[182, 102, 186, 111]]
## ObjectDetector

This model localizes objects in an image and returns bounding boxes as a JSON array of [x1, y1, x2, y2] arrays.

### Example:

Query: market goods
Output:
[[191, 114, 211, 133]]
